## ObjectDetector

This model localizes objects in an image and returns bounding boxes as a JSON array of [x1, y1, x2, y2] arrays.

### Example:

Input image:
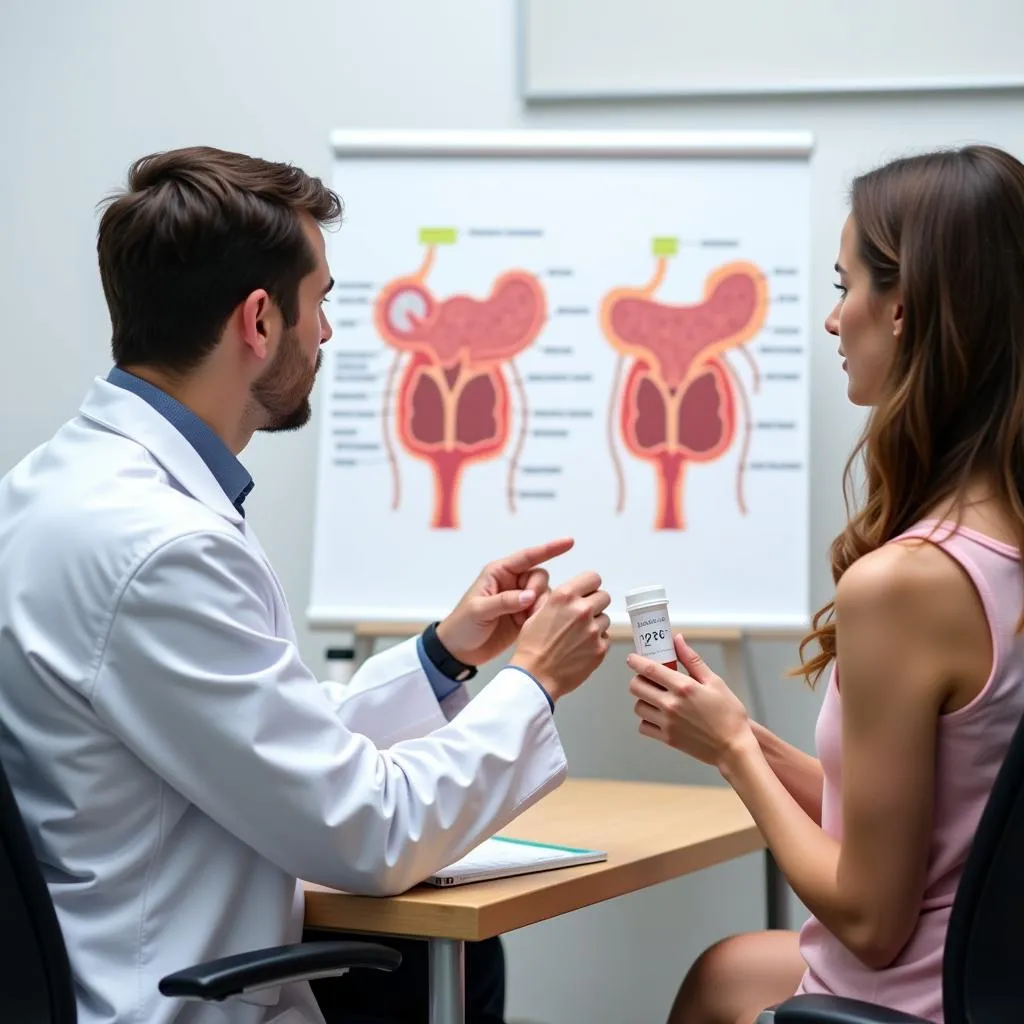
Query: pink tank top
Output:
[[795, 519, 1024, 1023]]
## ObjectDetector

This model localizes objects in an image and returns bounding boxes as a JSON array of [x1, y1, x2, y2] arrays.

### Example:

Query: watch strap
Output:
[[422, 622, 477, 682]]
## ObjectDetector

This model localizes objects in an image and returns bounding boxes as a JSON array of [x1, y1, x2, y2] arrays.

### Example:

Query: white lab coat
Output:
[[0, 378, 568, 1024]]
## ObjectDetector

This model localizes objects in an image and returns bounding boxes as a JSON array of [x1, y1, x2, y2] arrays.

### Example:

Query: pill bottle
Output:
[[624, 584, 677, 669]]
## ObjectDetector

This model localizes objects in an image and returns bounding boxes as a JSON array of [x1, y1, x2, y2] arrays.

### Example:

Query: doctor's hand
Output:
[[509, 571, 611, 703], [435, 537, 575, 667], [628, 634, 753, 770]]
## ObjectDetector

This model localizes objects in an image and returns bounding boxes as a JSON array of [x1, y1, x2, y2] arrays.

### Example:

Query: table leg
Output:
[[721, 637, 790, 933], [428, 937, 465, 1024], [765, 850, 790, 931]]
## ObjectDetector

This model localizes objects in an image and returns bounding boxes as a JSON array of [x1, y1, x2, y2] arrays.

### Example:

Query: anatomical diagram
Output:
[[374, 235, 547, 529], [600, 242, 767, 530]]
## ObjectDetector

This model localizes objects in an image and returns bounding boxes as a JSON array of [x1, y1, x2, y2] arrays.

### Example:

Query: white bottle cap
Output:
[[624, 584, 669, 612]]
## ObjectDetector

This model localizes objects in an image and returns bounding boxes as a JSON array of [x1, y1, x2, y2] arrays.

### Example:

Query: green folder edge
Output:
[[492, 835, 604, 857]]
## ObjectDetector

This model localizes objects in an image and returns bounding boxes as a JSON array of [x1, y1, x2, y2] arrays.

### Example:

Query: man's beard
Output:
[[252, 328, 321, 433]]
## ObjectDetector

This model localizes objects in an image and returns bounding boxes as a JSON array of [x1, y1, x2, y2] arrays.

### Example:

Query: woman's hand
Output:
[[627, 633, 754, 770]]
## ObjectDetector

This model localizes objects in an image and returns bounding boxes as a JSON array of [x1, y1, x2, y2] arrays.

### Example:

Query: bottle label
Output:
[[629, 605, 675, 665]]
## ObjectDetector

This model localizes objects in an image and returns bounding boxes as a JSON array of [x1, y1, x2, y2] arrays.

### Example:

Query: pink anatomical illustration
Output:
[[374, 243, 546, 529], [600, 252, 767, 530]]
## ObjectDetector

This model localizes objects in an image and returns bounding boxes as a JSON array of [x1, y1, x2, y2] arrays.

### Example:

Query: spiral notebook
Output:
[[424, 835, 607, 887]]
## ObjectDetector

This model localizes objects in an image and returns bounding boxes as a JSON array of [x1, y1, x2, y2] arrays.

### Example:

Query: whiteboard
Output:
[[519, 0, 1024, 99], [309, 130, 812, 630]]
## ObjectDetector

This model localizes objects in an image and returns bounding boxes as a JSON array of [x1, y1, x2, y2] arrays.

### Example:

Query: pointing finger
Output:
[[497, 538, 574, 575]]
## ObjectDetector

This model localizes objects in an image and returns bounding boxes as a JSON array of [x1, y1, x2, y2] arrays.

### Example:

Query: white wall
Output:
[[2, 3, 1022, 1022]]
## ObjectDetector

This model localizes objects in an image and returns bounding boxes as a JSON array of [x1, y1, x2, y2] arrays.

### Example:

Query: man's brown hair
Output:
[[97, 146, 342, 374]]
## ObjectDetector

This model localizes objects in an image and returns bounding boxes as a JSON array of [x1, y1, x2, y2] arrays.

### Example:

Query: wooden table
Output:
[[304, 778, 767, 1023]]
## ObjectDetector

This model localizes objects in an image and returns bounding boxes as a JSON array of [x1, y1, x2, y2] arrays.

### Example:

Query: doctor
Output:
[[0, 145, 611, 1024]]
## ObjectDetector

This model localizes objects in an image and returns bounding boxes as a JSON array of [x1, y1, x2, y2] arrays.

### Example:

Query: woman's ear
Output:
[[891, 293, 905, 340]]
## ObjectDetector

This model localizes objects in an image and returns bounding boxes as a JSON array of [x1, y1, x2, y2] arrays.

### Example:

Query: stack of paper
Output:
[[424, 835, 607, 887]]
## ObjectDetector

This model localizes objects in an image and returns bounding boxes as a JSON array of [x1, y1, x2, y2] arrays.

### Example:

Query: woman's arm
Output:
[[630, 540, 968, 969], [749, 720, 824, 825], [721, 545, 958, 967]]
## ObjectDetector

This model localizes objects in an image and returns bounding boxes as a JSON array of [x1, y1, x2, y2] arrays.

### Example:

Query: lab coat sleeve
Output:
[[320, 637, 471, 745], [89, 530, 567, 896]]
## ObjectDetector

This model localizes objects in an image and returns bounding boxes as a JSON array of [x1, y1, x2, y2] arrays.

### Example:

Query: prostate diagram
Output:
[[600, 251, 767, 530], [374, 244, 546, 529]]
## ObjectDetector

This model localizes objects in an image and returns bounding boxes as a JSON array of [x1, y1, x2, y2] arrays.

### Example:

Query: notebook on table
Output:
[[424, 835, 607, 887]]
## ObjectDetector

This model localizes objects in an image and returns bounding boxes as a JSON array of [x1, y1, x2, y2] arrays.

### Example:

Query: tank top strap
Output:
[[892, 517, 1020, 561]]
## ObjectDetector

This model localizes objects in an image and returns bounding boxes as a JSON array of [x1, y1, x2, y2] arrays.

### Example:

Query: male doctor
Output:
[[0, 146, 611, 1024]]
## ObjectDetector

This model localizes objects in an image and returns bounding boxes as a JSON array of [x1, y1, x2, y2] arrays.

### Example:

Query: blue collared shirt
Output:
[[106, 366, 474, 705], [107, 367, 254, 516]]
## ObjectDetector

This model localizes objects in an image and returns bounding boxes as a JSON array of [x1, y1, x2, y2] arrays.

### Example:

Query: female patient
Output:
[[627, 143, 1024, 1024]]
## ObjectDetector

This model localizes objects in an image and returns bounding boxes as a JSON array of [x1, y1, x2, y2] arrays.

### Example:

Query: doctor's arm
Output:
[[328, 540, 570, 742], [320, 636, 470, 748], [90, 531, 604, 897]]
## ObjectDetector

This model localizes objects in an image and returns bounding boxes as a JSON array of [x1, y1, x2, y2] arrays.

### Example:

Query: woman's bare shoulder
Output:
[[837, 539, 967, 614], [836, 529, 993, 706]]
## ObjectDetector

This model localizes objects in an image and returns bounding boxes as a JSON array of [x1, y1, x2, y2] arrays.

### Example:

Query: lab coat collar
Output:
[[78, 376, 245, 526]]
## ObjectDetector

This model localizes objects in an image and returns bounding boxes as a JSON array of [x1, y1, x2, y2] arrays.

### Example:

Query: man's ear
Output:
[[239, 289, 274, 359]]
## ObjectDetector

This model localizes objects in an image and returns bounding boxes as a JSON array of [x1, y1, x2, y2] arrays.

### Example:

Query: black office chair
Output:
[[765, 706, 1024, 1024], [0, 754, 401, 1023]]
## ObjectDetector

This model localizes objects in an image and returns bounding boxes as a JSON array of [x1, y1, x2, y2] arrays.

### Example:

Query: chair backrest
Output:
[[943, 707, 1024, 1024], [0, 753, 76, 1024]]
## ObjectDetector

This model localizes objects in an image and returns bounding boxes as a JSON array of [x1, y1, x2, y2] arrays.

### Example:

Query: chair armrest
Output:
[[772, 994, 932, 1024], [158, 940, 402, 1002]]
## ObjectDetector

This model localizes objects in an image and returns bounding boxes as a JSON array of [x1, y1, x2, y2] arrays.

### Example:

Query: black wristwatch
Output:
[[422, 621, 477, 683]]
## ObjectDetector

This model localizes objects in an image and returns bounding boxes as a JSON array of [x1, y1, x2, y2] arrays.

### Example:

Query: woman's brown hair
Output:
[[796, 145, 1024, 686]]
